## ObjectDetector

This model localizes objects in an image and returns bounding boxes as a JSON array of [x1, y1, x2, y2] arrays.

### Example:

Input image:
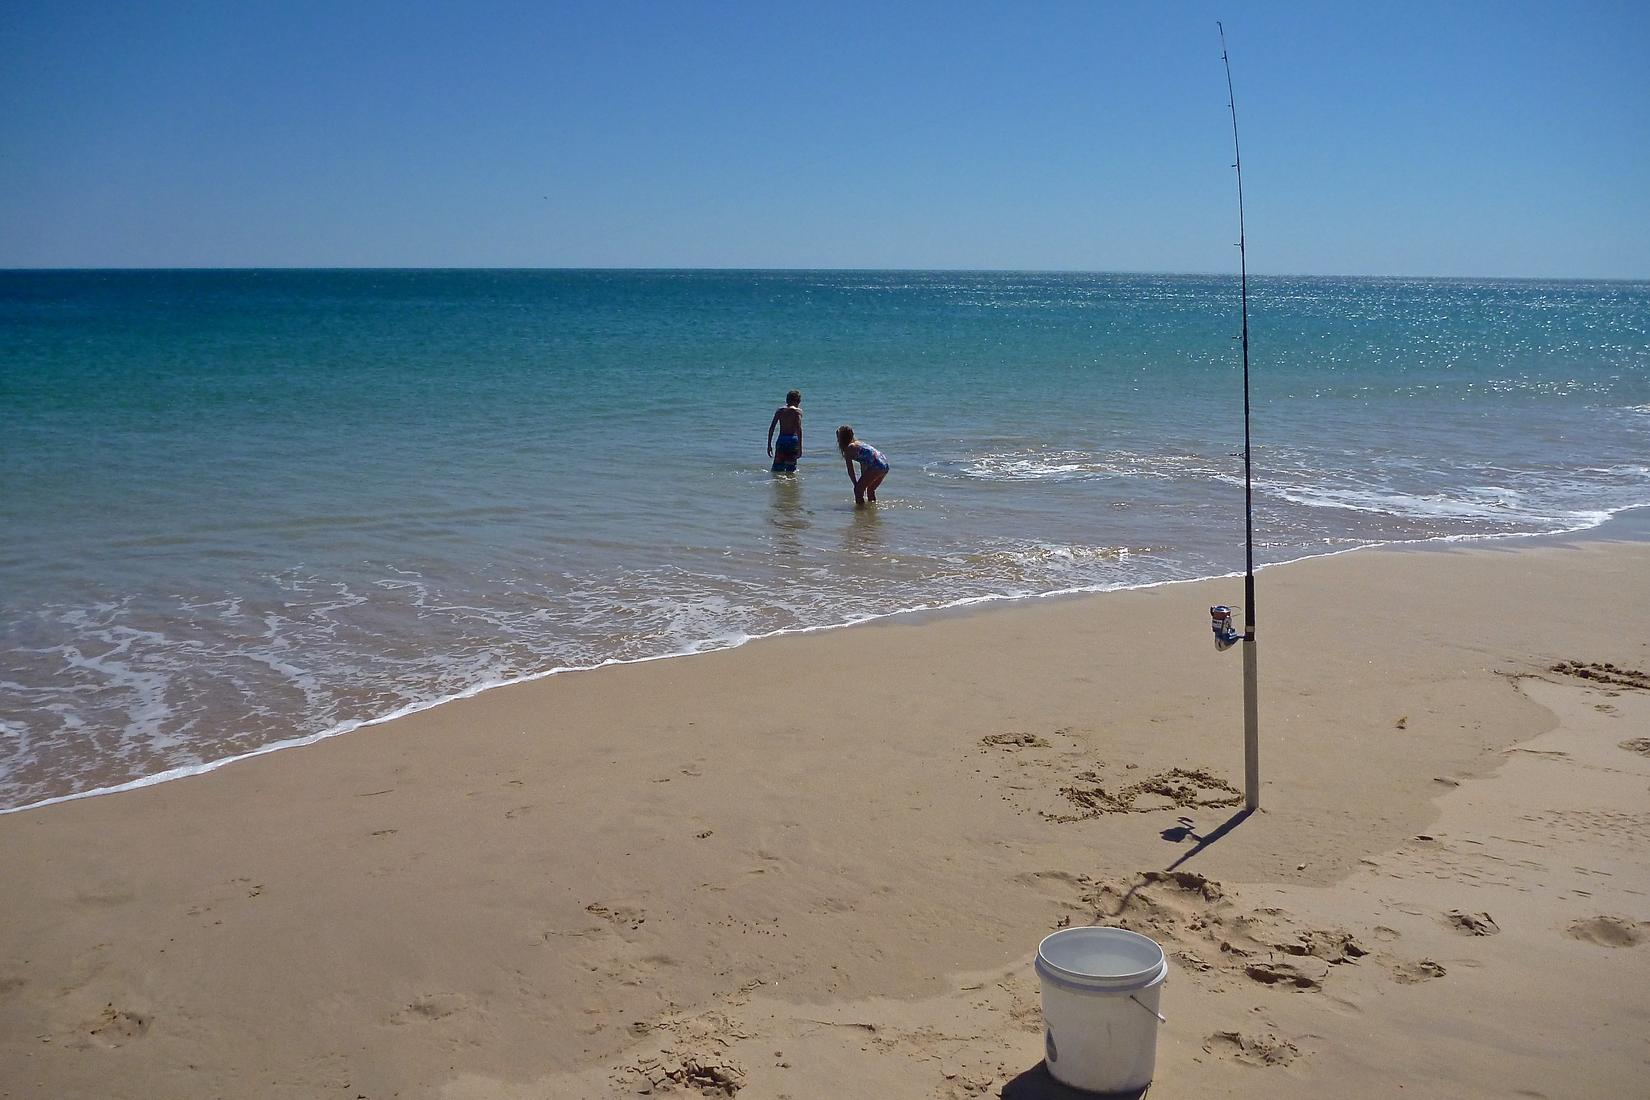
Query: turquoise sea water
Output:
[[3, 270, 1648, 809]]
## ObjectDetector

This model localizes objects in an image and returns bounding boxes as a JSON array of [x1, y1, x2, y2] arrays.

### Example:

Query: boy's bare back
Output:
[[773, 405, 802, 435]]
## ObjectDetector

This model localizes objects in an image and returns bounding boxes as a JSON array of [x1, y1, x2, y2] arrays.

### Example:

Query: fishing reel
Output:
[[1210, 605, 1242, 651]]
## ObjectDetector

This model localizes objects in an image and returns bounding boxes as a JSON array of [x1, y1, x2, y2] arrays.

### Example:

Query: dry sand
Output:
[[3, 535, 1648, 1099]]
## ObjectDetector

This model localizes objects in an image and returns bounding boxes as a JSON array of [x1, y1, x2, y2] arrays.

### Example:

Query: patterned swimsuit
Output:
[[850, 442, 889, 472]]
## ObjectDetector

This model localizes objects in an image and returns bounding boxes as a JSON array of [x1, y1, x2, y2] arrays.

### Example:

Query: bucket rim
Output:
[[1035, 925, 1168, 993]]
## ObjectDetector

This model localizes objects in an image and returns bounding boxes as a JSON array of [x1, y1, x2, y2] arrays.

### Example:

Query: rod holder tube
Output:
[[1243, 634, 1259, 810]]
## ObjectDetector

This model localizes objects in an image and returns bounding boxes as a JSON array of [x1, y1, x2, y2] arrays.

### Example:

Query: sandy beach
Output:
[[4, 530, 1649, 1099]]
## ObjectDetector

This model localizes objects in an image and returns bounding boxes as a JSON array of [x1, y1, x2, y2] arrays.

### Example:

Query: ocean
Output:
[[3, 269, 1647, 811]]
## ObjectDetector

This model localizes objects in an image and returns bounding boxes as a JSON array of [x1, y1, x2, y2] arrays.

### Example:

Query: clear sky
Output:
[[3, 1, 1646, 277]]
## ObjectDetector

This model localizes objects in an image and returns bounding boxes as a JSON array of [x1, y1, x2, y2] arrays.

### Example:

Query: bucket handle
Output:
[[1129, 994, 1167, 1024]]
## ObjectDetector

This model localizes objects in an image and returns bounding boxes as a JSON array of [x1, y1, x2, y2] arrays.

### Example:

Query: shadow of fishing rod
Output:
[[1162, 806, 1255, 873]]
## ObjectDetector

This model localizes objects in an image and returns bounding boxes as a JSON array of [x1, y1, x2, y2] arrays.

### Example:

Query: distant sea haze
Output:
[[2, 270, 1647, 810]]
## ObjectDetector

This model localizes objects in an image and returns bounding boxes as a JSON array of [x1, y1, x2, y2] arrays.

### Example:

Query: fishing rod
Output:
[[1211, 21, 1260, 811]]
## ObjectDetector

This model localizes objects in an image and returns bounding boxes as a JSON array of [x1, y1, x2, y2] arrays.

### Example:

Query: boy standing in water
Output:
[[767, 390, 803, 473]]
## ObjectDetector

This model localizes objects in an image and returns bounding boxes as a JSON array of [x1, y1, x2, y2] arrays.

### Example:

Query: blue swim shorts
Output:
[[772, 433, 800, 472]]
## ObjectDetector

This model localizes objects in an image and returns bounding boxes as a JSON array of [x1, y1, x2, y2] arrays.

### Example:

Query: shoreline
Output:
[[11, 502, 1650, 818], [3, 531, 1648, 1097]]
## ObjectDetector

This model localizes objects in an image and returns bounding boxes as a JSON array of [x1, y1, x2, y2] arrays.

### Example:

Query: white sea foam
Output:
[[1255, 463, 1646, 528], [934, 449, 1229, 484]]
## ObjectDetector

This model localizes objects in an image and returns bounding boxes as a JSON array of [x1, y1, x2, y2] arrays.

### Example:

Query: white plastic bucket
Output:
[[1035, 926, 1168, 1094]]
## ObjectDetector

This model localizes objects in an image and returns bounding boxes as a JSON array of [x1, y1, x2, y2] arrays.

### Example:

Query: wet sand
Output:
[[3, 535, 1648, 1098]]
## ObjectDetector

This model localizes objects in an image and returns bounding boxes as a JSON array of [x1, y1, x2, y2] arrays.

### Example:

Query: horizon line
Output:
[[3, 265, 1647, 283]]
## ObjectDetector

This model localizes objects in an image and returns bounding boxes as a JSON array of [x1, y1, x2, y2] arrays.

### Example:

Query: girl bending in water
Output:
[[836, 425, 889, 505]]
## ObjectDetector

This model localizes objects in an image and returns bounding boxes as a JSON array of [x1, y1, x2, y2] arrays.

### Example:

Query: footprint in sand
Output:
[[630, 1051, 747, 1095], [391, 992, 469, 1024], [1205, 1030, 1299, 1066], [1268, 929, 1368, 965], [981, 733, 1052, 750], [85, 1003, 151, 1047], [1243, 960, 1324, 991], [1619, 738, 1650, 757], [1391, 958, 1448, 984], [1444, 910, 1500, 936], [1086, 871, 1363, 993], [1549, 660, 1650, 691], [623, 1009, 750, 1095], [585, 902, 647, 931], [1088, 870, 1227, 930], [1566, 916, 1648, 948], [1051, 768, 1242, 820]]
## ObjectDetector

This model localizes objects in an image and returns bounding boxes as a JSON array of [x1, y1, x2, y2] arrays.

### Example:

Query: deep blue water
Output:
[[3, 269, 1647, 809]]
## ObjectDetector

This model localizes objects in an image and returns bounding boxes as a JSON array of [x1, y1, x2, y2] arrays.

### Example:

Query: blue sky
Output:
[[3, 1, 1646, 276]]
